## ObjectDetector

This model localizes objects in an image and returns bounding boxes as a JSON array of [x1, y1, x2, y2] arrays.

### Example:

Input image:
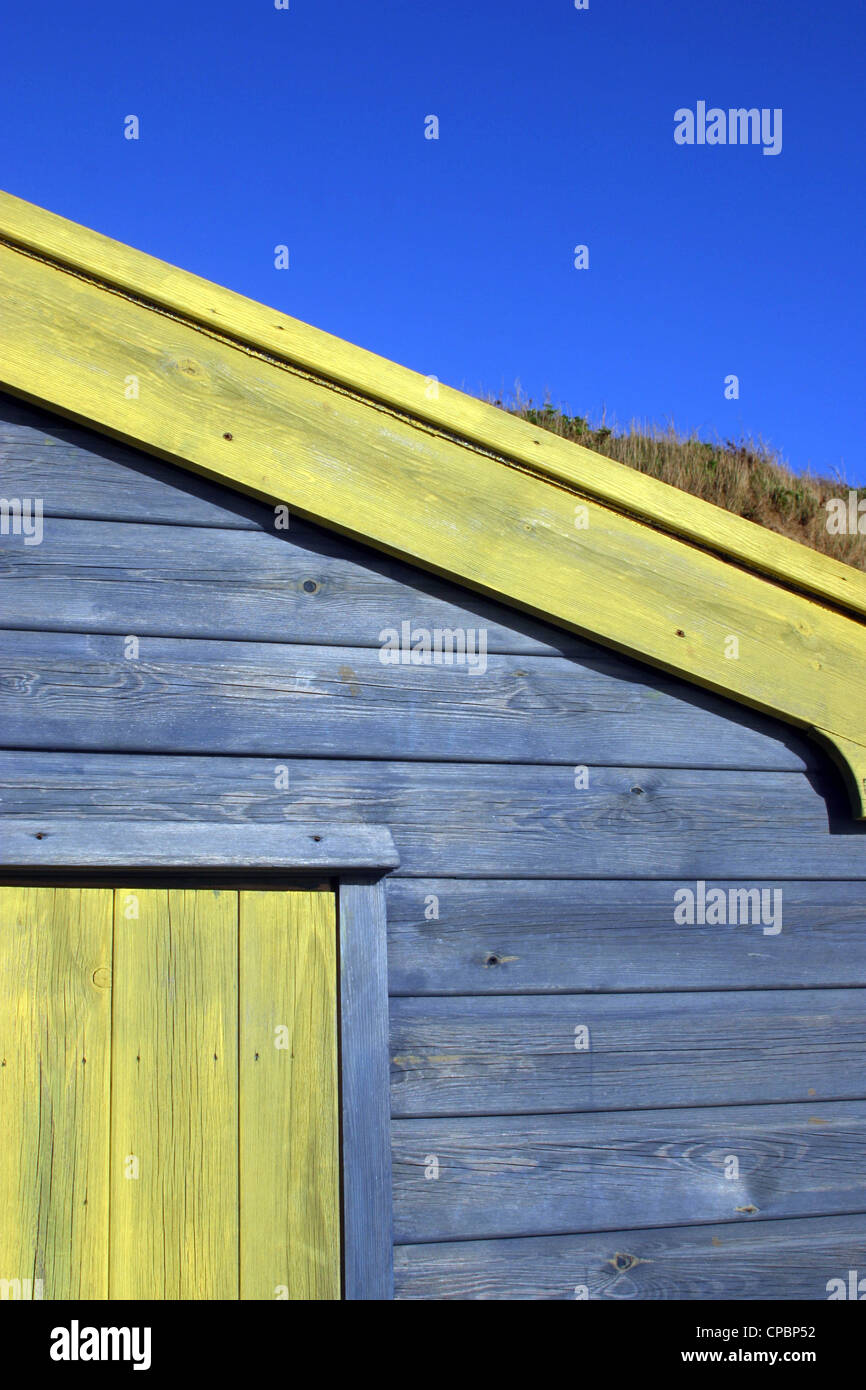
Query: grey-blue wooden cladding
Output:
[[0, 395, 272, 530], [390, 988, 866, 1116], [385, 879, 866, 992], [391, 1100, 866, 1242], [339, 879, 395, 1300], [2, 752, 864, 878], [4, 817, 399, 871], [0, 628, 819, 770], [394, 1212, 866, 1300], [0, 515, 585, 658]]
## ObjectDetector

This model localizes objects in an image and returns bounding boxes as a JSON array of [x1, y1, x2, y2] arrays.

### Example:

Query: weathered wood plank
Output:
[[0, 629, 815, 770], [391, 1101, 866, 1242], [1, 240, 864, 813], [394, 1212, 866, 1300], [239, 890, 340, 1300], [385, 879, 866, 993], [0, 516, 587, 657], [2, 753, 864, 878], [339, 879, 395, 1300], [0, 886, 112, 1299], [0, 394, 267, 528], [390, 989, 866, 1116], [2, 819, 398, 871], [109, 888, 239, 1298]]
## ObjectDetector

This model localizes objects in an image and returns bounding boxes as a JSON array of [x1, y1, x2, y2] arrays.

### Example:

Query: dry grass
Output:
[[488, 393, 866, 571]]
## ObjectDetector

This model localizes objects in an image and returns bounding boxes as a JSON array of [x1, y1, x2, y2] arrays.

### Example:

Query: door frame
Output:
[[3, 818, 399, 1301]]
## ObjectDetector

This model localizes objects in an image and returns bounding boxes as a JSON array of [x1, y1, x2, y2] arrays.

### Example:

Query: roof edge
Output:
[[1, 187, 863, 622]]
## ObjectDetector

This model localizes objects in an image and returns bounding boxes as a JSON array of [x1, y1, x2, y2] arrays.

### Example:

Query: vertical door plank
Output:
[[239, 890, 340, 1300], [109, 888, 239, 1299], [0, 886, 113, 1299], [339, 878, 394, 1299]]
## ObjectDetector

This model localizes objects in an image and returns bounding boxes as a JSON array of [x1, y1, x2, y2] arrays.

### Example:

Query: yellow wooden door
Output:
[[0, 885, 339, 1300]]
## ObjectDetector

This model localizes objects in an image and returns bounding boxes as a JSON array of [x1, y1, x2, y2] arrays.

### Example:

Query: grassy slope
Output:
[[492, 396, 865, 572]]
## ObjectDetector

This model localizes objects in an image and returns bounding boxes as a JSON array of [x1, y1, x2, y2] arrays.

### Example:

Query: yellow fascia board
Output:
[[1, 190, 865, 818], [2, 188, 864, 621]]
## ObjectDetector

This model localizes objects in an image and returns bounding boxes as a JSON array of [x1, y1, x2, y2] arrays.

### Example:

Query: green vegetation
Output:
[[490, 394, 866, 571]]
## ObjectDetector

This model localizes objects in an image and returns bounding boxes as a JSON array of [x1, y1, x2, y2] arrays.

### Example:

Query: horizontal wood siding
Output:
[[2, 394, 865, 1300], [391, 1102, 866, 1242], [384, 879, 866, 992], [390, 989, 866, 1115], [394, 1214, 866, 1300], [2, 754, 864, 877], [0, 628, 818, 769], [0, 515, 584, 658]]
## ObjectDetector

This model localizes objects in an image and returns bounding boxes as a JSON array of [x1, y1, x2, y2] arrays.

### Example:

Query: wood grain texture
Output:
[[3, 819, 398, 872], [3, 752, 865, 879], [394, 1212, 866, 1300], [0, 394, 269, 529], [0, 880, 355, 1301], [0, 628, 816, 771], [2, 189, 863, 621], [391, 1100, 866, 1242], [239, 890, 340, 1300], [0, 239, 864, 812], [385, 879, 866, 993], [0, 886, 112, 1298], [0, 514, 587, 659], [339, 879, 394, 1299], [109, 888, 239, 1299], [390, 988, 866, 1116]]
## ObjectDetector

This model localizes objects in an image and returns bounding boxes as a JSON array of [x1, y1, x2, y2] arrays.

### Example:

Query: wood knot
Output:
[[608, 1252, 646, 1272]]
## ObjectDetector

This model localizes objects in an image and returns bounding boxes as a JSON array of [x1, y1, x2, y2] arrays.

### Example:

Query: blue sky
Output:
[[1, 0, 863, 480]]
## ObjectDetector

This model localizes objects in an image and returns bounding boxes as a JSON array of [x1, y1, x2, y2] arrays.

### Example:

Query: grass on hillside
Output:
[[489, 394, 866, 572]]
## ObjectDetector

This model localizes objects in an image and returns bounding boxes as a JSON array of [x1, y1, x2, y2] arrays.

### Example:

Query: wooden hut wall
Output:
[[3, 391, 865, 1299]]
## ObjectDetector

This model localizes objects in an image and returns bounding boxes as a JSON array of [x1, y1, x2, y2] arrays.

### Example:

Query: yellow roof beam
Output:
[[1, 190, 865, 817]]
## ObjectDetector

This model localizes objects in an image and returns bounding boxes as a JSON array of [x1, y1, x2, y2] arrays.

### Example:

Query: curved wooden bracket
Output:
[[811, 731, 866, 821]]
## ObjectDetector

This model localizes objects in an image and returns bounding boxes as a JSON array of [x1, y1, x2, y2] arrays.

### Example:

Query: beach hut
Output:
[[1, 191, 865, 1301]]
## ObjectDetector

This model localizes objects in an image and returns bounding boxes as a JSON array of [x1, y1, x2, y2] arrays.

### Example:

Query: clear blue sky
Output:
[[2, 0, 863, 480]]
